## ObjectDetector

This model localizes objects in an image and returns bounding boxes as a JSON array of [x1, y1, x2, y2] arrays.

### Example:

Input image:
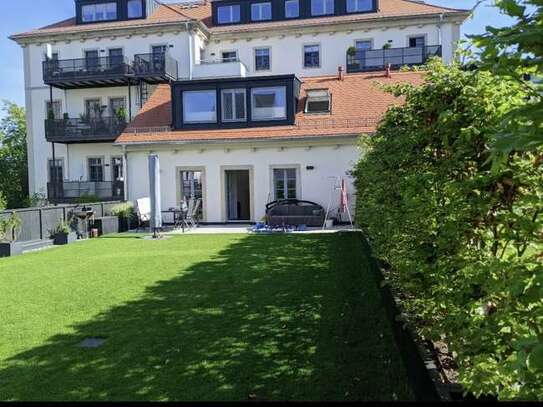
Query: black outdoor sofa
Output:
[[265, 199, 326, 227]]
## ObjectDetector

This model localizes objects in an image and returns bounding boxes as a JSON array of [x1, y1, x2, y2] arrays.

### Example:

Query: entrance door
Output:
[[225, 170, 251, 221]]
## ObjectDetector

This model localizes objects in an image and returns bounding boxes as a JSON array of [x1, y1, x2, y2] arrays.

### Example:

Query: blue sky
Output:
[[0, 0, 515, 117]]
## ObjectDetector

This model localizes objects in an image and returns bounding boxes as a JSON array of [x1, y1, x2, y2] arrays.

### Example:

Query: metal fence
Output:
[[0, 201, 123, 243]]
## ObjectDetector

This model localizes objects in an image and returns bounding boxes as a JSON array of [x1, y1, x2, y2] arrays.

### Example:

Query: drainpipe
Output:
[[438, 13, 444, 48], [122, 145, 129, 202], [187, 22, 194, 80]]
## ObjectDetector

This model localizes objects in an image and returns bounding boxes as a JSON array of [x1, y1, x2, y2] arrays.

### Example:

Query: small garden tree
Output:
[[354, 60, 543, 399]]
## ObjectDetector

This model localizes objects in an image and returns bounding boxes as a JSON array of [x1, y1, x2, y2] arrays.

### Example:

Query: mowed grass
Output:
[[0, 233, 412, 401]]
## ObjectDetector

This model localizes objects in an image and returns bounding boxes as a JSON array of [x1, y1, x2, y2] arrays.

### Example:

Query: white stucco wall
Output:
[[125, 140, 359, 223], [205, 22, 459, 77]]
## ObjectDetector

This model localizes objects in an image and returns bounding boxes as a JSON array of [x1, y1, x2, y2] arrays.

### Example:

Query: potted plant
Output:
[[63, 112, 69, 120], [0, 211, 23, 257], [347, 46, 357, 57], [47, 109, 56, 121], [382, 42, 392, 50], [111, 202, 135, 232], [50, 219, 77, 245], [115, 107, 127, 123]]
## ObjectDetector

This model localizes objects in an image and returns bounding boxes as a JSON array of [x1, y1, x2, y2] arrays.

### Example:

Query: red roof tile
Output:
[[116, 70, 426, 144], [10, 0, 468, 40]]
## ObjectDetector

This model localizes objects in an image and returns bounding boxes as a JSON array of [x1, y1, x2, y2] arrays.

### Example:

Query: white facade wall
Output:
[[205, 23, 459, 77], [17, 9, 463, 204], [126, 141, 359, 223]]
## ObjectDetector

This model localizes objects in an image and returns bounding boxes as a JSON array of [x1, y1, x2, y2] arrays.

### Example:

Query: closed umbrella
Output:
[[148, 154, 162, 238]]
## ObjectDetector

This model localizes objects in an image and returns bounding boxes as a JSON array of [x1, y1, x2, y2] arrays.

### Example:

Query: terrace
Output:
[[346, 45, 442, 73]]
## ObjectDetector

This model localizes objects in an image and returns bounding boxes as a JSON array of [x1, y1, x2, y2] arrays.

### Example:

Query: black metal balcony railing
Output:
[[346, 45, 442, 73], [43, 56, 133, 88], [47, 181, 124, 204], [45, 117, 127, 143], [132, 52, 178, 82]]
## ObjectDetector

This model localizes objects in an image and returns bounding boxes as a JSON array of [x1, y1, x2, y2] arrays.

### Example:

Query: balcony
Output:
[[192, 59, 248, 79], [43, 56, 132, 89], [346, 45, 442, 73], [47, 181, 124, 204], [132, 52, 179, 83], [45, 117, 127, 144]]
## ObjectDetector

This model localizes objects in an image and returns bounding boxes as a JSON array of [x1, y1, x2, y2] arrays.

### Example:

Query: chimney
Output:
[[338, 66, 345, 81], [385, 63, 392, 78]]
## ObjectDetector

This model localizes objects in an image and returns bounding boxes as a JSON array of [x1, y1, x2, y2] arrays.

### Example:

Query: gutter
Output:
[[114, 133, 363, 147]]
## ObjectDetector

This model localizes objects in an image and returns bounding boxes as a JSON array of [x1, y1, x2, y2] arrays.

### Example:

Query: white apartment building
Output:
[[10, 0, 468, 223]]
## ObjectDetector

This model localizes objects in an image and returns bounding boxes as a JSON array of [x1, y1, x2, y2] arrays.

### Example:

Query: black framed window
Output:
[[346, 0, 373, 13], [251, 2, 272, 21], [304, 44, 320, 68], [108, 48, 123, 67], [88, 158, 104, 182], [311, 0, 334, 16], [355, 40, 372, 51], [127, 0, 143, 18], [285, 0, 300, 18], [274, 168, 297, 200], [221, 89, 247, 122], [183, 90, 217, 123], [81, 2, 117, 22], [217, 4, 241, 24], [255, 48, 271, 71], [409, 36, 426, 48], [222, 51, 238, 62], [251, 86, 287, 121]]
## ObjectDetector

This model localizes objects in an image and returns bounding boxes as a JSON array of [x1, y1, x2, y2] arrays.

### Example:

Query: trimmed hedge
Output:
[[354, 60, 543, 400]]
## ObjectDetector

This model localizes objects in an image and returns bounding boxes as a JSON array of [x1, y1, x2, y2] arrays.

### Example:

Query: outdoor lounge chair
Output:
[[265, 199, 325, 227], [135, 197, 151, 231]]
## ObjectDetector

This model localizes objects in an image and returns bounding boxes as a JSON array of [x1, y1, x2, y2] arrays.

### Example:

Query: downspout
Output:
[[122, 144, 129, 202], [187, 22, 194, 80], [438, 13, 444, 49]]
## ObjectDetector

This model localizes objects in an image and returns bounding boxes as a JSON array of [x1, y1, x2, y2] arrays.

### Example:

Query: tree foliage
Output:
[[354, 60, 543, 400], [0, 101, 28, 209], [470, 0, 542, 155]]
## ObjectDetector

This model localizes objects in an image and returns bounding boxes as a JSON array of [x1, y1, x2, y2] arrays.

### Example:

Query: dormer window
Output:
[[311, 0, 334, 16], [305, 89, 331, 113], [346, 0, 373, 13], [217, 4, 241, 24], [251, 2, 272, 21], [81, 2, 117, 23], [127, 0, 143, 19]]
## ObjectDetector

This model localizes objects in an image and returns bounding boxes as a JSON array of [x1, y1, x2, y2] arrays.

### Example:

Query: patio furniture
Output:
[[136, 197, 151, 232], [186, 198, 202, 229], [265, 199, 325, 227]]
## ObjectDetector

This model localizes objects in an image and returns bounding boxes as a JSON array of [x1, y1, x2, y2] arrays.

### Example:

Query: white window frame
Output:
[[254, 47, 271, 72], [285, 0, 300, 18], [87, 156, 105, 182], [310, 0, 334, 16], [304, 89, 331, 114], [346, 0, 373, 13], [81, 2, 117, 22], [251, 2, 272, 21], [303, 43, 321, 69], [217, 4, 241, 24], [271, 166, 301, 201], [127, 0, 143, 19], [221, 88, 247, 122]]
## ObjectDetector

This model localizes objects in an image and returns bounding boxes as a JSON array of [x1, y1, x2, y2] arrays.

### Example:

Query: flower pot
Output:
[[0, 242, 23, 258], [118, 217, 129, 233]]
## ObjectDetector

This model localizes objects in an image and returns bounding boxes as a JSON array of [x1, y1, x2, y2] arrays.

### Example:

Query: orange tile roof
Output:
[[11, 0, 468, 39], [116, 70, 426, 144]]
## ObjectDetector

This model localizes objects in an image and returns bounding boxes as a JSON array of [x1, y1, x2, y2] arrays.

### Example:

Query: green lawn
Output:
[[0, 233, 412, 401]]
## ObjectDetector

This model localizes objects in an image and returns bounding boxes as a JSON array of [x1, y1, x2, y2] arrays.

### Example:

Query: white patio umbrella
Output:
[[148, 154, 162, 238]]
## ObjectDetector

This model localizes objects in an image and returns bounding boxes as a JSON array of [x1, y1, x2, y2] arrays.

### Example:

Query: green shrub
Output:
[[111, 202, 135, 220], [354, 60, 543, 400]]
